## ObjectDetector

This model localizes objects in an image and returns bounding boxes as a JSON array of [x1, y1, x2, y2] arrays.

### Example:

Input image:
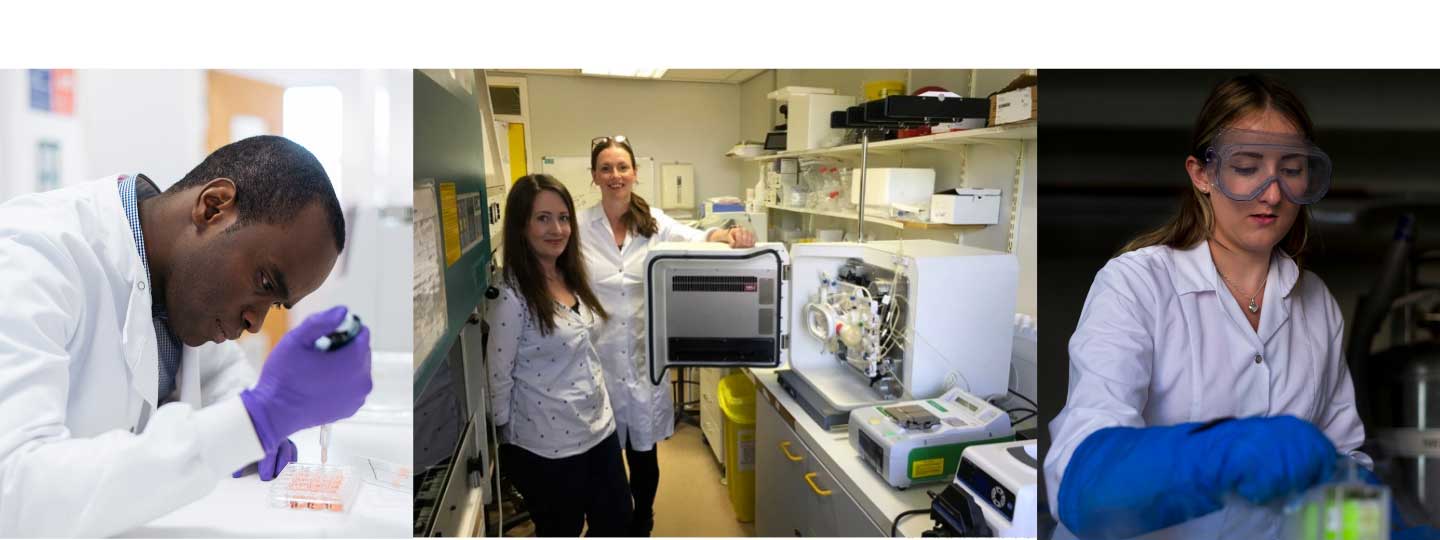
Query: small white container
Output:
[[930, 188, 1002, 225], [788, 94, 856, 151], [850, 168, 936, 207]]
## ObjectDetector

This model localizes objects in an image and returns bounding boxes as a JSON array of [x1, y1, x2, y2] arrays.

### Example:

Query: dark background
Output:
[[1038, 69, 1440, 510]]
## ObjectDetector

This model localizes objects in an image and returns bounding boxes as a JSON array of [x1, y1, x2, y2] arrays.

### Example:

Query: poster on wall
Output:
[[36, 140, 60, 192], [28, 69, 74, 115]]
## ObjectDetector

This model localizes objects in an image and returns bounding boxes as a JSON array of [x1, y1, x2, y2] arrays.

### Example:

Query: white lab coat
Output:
[[1045, 241, 1367, 540], [578, 204, 712, 451], [0, 175, 265, 537]]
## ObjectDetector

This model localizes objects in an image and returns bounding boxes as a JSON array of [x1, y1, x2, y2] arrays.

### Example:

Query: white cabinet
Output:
[[756, 392, 810, 536], [755, 385, 885, 537]]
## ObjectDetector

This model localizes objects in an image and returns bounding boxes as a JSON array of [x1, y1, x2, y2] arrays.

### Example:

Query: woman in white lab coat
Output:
[[579, 136, 755, 536], [485, 174, 632, 536], [1045, 75, 1370, 539]]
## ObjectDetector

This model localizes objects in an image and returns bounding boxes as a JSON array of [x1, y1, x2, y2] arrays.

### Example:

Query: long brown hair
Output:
[[1119, 74, 1315, 265], [502, 174, 608, 335], [591, 138, 658, 237]]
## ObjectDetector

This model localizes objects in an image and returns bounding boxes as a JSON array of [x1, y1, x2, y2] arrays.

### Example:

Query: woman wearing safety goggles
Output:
[[1045, 75, 1433, 540], [1205, 128, 1331, 209]]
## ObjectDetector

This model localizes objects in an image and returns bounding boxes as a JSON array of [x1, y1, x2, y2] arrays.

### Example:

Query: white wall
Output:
[[492, 72, 744, 208], [737, 71, 777, 191], [910, 70, 974, 96], [76, 70, 207, 188], [740, 71, 776, 143], [1018, 140, 1037, 318], [337, 69, 414, 208], [3, 69, 413, 205], [971, 69, 1031, 97], [227, 69, 413, 208], [0, 70, 88, 202], [0, 70, 208, 200]]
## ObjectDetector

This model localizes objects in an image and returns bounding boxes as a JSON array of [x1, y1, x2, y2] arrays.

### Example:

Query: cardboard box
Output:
[[930, 188, 1002, 224], [989, 86, 1038, 126]]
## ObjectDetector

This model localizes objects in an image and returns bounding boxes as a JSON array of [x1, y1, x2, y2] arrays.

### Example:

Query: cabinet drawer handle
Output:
[[779, 441, 805, 462], [803, 472, 832, 496]]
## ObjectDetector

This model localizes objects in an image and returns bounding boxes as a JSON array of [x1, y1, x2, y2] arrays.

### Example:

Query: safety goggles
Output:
[[1204, 129, 1331, 205], [591, 135, 631, 151]]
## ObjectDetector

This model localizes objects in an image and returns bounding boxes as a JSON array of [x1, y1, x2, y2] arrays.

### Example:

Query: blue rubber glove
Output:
[[240, 306, 373, 453], [232, 439, 297, 481], [1058, 416, 1337, 540], [1395, 526, 1440, 540]]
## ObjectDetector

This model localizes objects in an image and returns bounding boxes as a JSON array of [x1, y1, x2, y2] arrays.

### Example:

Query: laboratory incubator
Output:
[[645, 239, 1018, 428]]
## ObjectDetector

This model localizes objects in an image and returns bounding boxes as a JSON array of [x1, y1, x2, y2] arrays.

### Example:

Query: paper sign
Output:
[[440, 182, 461, 267]]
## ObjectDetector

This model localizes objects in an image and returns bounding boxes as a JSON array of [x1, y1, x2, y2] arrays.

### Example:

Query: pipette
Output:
[[320, 425, 331, 464], [313, 312, 363, 466]]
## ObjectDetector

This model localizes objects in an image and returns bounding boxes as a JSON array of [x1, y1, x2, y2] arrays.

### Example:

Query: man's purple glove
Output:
[[232, 439, 297, 481], [240, 306, 373, 454]]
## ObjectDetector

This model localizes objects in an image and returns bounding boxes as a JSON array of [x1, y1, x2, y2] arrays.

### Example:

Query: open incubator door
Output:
[[645, 242, 791, 385]]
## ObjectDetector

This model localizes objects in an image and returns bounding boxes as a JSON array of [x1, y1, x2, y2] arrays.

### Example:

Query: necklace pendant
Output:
[[1248, 298, 1259, 313]]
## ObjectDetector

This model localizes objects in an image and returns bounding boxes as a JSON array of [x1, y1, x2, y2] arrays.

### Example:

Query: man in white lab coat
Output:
[[0, 135, 373, 537]]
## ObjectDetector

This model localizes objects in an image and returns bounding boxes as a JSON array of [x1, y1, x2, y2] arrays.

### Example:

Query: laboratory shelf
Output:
[[764, 203, 985, 231], [746, 122, 1037, 162]]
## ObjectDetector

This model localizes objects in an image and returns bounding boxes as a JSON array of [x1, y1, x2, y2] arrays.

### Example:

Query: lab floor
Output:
[[651, 422, 755, 537], [506, 421, 755, 537]]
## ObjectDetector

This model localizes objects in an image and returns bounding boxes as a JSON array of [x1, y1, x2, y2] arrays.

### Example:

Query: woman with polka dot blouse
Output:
[[485, 174, 631, 536]]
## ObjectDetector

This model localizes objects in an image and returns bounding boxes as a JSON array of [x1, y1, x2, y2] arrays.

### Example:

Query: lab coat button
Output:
[[137, 281, 146, 290], [1254, 354, 1263, 364]]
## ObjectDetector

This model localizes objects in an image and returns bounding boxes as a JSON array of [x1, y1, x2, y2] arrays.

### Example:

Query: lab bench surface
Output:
[[117, 419, 412, 538]]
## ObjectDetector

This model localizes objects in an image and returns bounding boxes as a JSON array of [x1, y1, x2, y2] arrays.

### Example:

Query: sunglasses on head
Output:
[[591, 135, 631, 151]]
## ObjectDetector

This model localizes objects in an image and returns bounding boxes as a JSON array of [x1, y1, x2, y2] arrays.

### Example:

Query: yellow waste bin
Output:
[[719, 373, 757, 523]]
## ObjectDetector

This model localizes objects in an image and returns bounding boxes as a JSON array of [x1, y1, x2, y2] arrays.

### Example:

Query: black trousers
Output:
[[502, 432, 632, 537], [624, 436, 661, 537]]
